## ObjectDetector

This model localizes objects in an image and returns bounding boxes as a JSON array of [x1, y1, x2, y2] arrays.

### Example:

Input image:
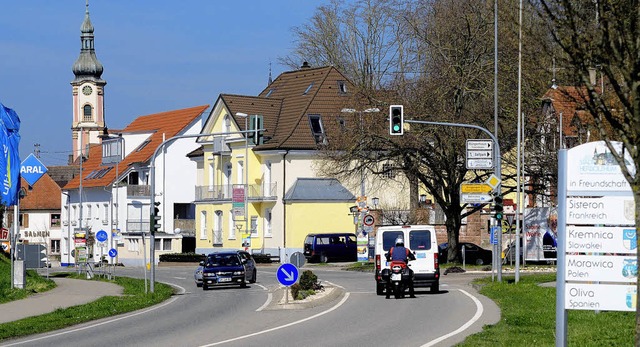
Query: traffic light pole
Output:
[[148, 128, 263, 292], [404, 119, 503, 281]]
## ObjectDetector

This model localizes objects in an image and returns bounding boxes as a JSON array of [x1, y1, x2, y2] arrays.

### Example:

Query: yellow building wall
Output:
[[285, 202, 355, 249]]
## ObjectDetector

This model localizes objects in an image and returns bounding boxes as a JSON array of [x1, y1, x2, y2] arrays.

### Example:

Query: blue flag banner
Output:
[[0, 102, 21, 206]]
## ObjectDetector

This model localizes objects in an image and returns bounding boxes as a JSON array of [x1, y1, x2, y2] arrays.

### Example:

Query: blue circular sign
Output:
[[96, 230, 108, 242], [276, 263, 299, 287], [108, 248, 118, 258]]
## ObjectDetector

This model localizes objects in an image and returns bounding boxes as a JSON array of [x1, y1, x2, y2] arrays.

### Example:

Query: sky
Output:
[[0, 1, 332, 166]]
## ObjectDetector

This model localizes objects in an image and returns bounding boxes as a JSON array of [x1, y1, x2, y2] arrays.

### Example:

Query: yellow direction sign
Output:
[[460, 183, 492, 193]]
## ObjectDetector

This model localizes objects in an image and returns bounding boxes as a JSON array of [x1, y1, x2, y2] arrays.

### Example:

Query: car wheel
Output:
[[320, 253, 328, 263], [240, 280, 247, 288], [203, 284, 208, 291], [475, 258, 485, 265], [196, 282, 202, 288], [376, 283, 385, 296], [249, 269, 257, 283], [431, 281, 439, 293]]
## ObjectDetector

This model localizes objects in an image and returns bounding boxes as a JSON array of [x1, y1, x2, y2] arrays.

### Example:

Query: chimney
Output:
[[300, 62, 311, 69]]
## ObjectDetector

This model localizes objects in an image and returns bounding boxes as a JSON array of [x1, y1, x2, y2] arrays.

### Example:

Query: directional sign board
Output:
[[466, 139, 494, 170], [277, 263, 299, 287], [20, 154, 48, 186], [108, 248, 118, 258], [95, 230, 108, 242]]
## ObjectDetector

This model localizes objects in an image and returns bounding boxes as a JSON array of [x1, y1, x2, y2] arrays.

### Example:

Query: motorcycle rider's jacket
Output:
[[389, 246, 416, 262]]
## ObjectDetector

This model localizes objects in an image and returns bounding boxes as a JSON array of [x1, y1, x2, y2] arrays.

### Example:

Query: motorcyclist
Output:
[[385, 236, 416, 299]]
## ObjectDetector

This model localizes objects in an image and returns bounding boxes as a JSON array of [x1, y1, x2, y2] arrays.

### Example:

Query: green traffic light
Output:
[[393, 124, 400, 131]]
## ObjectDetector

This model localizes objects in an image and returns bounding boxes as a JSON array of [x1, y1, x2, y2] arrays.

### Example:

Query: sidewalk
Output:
[[0, 277, 123, 324]]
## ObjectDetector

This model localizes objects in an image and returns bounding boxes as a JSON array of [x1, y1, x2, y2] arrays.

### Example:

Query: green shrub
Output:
[[158, 252, 205, 262], [299, 270, 318, 290], [290, 283, 301, 299]]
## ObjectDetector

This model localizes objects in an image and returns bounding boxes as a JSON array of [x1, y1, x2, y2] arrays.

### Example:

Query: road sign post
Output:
[[277, 263, 299, 305]]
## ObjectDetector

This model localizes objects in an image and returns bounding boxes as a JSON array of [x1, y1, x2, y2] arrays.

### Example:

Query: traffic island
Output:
[[266, 284, 345, 310]]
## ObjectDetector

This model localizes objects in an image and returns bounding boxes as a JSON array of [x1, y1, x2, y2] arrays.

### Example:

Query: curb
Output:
[[263, 285, 345, 310]]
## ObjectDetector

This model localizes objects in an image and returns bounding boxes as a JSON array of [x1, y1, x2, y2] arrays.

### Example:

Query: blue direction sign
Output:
[[276, 263, 299, 287], [96, 230, 108, 242], [108, 248, 118, 258], [20, 154, 48, 186]]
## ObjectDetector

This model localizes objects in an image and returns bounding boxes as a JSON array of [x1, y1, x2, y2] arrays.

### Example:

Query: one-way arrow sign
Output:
[[276, 263, 299, 287]]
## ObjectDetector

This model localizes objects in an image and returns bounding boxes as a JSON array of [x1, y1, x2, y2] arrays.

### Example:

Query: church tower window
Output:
[[83, 104, 93, 121]]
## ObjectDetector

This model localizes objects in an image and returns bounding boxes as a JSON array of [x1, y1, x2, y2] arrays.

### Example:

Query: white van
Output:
[[374, 225, 440, 294]]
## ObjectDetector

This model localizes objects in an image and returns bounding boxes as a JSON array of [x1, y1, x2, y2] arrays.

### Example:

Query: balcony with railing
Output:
[[127, 185, 151, 197], [126, 219, 150, 233], [195, 183, 277, 202]]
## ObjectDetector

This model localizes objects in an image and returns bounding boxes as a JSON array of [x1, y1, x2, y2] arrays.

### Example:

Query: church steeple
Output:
[[72, 0, 104, 82], [71, 0, 106, 162]]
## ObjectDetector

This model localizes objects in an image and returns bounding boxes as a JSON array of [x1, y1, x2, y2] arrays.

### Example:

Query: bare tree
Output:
[[288, 0, 554, 263]]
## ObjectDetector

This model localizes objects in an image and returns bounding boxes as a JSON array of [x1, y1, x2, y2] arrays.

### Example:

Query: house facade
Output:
[[193, 65, 380, 260], [62, 105, 207, 266]]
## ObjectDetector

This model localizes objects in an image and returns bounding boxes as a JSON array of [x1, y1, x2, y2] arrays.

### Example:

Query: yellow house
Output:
[[193, 64, 361, 260]]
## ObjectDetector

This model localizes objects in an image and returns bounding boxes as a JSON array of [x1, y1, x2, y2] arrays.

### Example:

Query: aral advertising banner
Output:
[[523, 207, 557, 261], [566, 141, 634, 194]]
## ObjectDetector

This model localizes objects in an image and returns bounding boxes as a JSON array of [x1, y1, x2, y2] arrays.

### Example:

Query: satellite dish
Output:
[[174, 228, 181, 234]]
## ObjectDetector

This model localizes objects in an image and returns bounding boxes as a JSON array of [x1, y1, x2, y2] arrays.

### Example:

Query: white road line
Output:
[[421, 289, 484, 347], [201, 292, 351, 347], [0, 296, 180, 347], [255, 293, 273, 312]]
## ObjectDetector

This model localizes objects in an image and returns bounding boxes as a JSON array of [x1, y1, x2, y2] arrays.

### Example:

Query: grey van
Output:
[[303, 233, 357, 263]]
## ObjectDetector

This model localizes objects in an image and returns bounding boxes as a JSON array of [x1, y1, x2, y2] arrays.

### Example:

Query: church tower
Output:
[[71, 0, 106, 162]]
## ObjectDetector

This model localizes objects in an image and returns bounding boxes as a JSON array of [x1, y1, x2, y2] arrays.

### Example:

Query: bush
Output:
[[158, 252, 205, 263], [299, 270, 320, 290], [290, 283, 301, 299]]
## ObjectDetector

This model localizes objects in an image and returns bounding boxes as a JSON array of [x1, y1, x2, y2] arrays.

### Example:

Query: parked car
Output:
[[194, 264, 203, 287], [201, 251, 257, 290], [303, 233, 357, 263], [438, 242, 493, 265]]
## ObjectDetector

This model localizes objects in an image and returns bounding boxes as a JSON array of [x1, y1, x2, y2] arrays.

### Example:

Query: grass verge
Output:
[[0, 274, 174, 341], [459, 273, 634, 346], [0, 254, 56, 304]]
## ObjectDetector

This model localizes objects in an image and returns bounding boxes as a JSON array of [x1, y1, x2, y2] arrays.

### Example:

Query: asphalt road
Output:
[[3, 265, 500, 347]]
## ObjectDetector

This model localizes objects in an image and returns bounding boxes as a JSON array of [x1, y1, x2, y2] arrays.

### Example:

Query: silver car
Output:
[[194, 263, 204, 287]]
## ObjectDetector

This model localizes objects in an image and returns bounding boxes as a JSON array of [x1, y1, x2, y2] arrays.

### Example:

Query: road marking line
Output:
[[0, 296, 180, 347], [255, 293, 273, 312], [201, 292, 351, 347], [420, 289, 484, 347]]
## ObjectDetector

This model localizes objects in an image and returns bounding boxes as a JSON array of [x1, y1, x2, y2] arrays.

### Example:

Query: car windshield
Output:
[[206, 254, 240, 267]]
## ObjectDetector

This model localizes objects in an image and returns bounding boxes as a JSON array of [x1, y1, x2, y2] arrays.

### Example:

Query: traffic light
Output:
[[493, 195, 504, 221], [389, 105, 404, 135], [151, 202, 161, 233]]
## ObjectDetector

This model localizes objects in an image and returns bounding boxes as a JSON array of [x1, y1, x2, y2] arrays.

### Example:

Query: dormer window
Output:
[[265, 88, 275, 97], [83, 104, 93, 122], [337, 81, 347, 94], [224, 115, 231, 133], [308, 114, 327, 145], [303, 82, 314, 95]]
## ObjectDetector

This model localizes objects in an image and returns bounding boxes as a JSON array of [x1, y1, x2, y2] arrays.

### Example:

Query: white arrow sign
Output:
[[280, 268, 295, 282]]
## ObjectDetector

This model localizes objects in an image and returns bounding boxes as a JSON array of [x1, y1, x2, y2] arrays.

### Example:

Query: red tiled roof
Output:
[[63, 105, 208, 190], [541, 86, 590, 137], [19, 175, 61, 210]]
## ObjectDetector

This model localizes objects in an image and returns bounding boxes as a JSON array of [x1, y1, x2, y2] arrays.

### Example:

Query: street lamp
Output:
[[61, 192, 71, 266], [419, 194, 427, 208], [372, 197, 379, 209], [235, 113, 249, 247]]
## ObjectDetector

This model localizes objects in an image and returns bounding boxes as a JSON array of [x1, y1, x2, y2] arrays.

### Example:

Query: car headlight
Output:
[[203, 272, 216, 277], [233, 271, 245, 276]]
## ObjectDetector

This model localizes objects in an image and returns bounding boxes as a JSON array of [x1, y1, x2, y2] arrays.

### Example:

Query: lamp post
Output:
[[62, 192, 71, 266], [235, 113, 249, 248], [372, 197, 379, 209], [99, 130, 125, 266]]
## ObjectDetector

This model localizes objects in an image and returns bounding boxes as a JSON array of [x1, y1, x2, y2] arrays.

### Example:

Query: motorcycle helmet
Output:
[[395, 237, 404, 247]]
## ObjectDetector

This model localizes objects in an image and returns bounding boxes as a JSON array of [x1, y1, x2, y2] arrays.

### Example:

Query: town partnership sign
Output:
[[556, 141, 638, 346]]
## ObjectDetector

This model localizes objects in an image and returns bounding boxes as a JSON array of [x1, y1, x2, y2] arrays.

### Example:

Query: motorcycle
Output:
[[384, 260, 412, 299]]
